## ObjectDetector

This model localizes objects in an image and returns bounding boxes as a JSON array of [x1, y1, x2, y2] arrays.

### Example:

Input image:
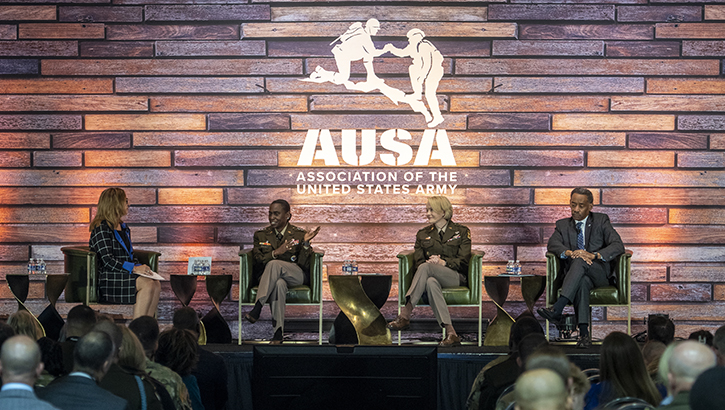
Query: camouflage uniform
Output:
[[146, 359, 192, 410]]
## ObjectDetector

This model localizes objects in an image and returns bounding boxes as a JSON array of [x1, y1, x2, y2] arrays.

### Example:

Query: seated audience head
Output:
[[0, 322, 15, 347], [514, 368, 569, 410], [517, 333, 548, 369], [65, 304, 97, 338], [713, 325, 725, 366], [688, 330, 714, 346], [657, 342, 679, 393], [8, 310, 43, 340], [641, 340, 666, 380], [510, 315, 544, 356], [426, 196, 453, 221], [93, 320, 123, 360], [599, 331, 661, 406], [118, 326, 147, 373], [667, 340, 716, 395], [73, 330, 114, 381], [155, 328, 198, 377], [690, 367, 725, 410], [0, 335, 43, 385], [525, 345, 589, 410], [646, 314, 675, 345], [172, 307, 201, 336], [128, 316, 159, 358]]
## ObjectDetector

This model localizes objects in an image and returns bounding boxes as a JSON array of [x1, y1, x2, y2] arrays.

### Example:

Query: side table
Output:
[[328, 274, 392, 345], [483, 274, 546, 346]]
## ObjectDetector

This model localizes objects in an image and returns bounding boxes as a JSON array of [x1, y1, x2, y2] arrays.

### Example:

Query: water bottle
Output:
[[342, 260, 350, 275], [204, 260, 211, 275], [506, 260, 513, 275], [514, 260, 521, 275], [28, 258, 34, 275], [39, 258, 47, 275], [351, 260, 358, 275], [33, 259, 40, 274], [193, 260, 200, 275]]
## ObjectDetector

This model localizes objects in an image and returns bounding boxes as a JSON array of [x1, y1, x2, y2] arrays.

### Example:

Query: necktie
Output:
[[439, 230, 444, 241], [276, 232, 283, 242], [576, 221, 585, 250]]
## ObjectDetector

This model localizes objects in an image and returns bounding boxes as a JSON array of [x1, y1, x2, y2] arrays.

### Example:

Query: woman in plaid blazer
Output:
[[89, 188, 160, 318]]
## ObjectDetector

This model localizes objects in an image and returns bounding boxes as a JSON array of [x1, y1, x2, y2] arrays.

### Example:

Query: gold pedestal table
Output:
[[483, 274, 546, 346], [328, 274, 392, 345]]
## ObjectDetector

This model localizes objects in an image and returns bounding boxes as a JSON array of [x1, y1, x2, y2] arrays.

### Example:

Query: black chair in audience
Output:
[[601, 397, 651, 410], [615, 404, 655, 410]]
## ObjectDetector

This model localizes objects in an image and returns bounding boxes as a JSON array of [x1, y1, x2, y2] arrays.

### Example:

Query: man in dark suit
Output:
[[244, 199, 320, 344], [0, 335, 60, 410], [59, 304, 97, 376], [38, 331, 129, 410], [538, 187, 624, 348]]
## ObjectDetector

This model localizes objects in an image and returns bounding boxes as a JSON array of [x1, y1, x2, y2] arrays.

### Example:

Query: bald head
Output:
[[514, 368, 568, 410], [0, 335, 42, 385], [669, 340, 717, 391]]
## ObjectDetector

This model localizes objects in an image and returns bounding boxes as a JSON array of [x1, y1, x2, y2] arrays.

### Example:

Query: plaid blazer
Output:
[[89, 221, 138, 304]]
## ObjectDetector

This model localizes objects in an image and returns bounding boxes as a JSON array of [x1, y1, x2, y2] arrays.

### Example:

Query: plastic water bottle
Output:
[[39, 258, 47, 275], [342, 260, 350, 275], [506, 260, 513, 274], [514, 260, 521, 275], [351, 260, 358, 275], [203, 260, 210, 275], [27, 258, 34, 275], [193, 260, 200, 275]]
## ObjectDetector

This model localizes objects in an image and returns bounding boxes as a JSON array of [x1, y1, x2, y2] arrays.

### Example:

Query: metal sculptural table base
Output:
[[169, 275, 233, 344], [483, 275, 546, 346], [328, 274, 392, 345]]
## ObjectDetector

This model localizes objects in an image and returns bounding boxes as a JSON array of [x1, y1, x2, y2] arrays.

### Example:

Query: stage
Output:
[[208, 342, 601, 410]]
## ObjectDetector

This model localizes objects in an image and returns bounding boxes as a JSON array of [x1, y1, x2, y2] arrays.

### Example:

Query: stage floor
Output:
[[206, 341, 601, 410]]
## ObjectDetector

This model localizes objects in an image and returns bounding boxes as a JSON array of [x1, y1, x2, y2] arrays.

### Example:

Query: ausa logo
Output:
[[297, 129, 454, 166], [303, 18, 445, 128]]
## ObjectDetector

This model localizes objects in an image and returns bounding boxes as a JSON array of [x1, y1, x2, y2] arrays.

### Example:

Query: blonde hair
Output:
[[118, 325, 146, 372], [8, 310, 43, 340], [427, 196, 453, 220], [90, 188, 127, 231]]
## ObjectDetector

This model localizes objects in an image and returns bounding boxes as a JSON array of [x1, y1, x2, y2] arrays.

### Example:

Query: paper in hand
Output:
[[137, 270, 165, 281]]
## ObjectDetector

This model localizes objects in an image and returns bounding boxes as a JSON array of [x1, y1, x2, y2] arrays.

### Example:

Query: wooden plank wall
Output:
[[0, 0, 724, 339]]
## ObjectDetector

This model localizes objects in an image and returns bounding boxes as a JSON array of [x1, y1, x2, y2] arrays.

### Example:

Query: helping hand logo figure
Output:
[[303, 20, 446, 128]]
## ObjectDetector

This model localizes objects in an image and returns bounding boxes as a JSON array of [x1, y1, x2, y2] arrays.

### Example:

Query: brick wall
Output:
[[1, 0, 724, 339]]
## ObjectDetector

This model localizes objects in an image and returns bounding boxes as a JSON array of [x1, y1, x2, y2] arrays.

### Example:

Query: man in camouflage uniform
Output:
[[244, 199, 320, 344]]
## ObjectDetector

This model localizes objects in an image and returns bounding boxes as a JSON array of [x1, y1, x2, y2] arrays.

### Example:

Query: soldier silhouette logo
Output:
[[303, 19, 446, 128]]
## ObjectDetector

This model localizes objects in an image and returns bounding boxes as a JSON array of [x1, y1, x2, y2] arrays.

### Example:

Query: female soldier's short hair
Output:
[[427, 196, 453, 220]]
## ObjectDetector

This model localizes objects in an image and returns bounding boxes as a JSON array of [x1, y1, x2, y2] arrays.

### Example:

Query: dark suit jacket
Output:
[[252, 223, 313, 285], [193, 346, 228, 410], [37, 374, 129, 410], [412, 221, 472, 276], [547, 212, 625, 279], [0, 388, 60, 410]]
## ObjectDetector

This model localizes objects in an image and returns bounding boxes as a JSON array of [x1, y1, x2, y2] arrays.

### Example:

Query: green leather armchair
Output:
[[238, 248, 324, 345], [397, 250, 484, 346], [545, 249, 632, 338], [61, 246, 161, 305]]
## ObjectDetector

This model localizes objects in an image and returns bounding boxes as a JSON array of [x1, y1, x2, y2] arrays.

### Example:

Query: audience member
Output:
[[8, 310, 43, 340], [660, 340, 716, 410], [643, 340, 667, 382], [712, 325, 725, 366], [38, 331, 128, 410], [477, 332, 548, 410], [129, 316, 192, 410], [584, 331, 664, 410], [647, 315, 675, 345], [59, 305, 97, 376], [467, 316, 544, 410], [155, 328, 204, 410], [658, 342, 679, 406], [0, 335, 59, 409], [173, 307, 228, 410], [688, 330, 713, 347], [0, 322, 15, 347], [514, 368, 569, 410], [689, 366, 725, 410], [525, 345, 590, 410], [94, 321, 163, 410]]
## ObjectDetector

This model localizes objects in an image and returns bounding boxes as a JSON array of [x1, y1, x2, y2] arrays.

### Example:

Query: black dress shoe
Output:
[[244, 312, 258, 324], [576, 334, 592, 349], [537, 307, 562, 323]]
